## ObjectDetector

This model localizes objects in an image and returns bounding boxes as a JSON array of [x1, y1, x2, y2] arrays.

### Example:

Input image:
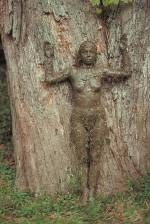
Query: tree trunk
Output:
[[99, 0, 150, 193], [1, 0, 150, 195]]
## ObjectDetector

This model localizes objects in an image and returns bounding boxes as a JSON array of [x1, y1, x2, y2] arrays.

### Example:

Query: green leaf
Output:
[[103, 0, 111, 6], [90, 0, 132, 8], [121, 0, 130, 3], [111, 0, 120, 4], [90, 0, 100, 6], [96, 7, 102, 14]]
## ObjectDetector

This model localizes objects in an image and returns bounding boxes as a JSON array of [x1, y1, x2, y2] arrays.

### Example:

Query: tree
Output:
[[0, 0, 150, 196]]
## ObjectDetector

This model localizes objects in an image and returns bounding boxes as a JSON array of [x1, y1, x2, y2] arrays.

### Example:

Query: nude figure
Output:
[[45, 41, 131, 203]]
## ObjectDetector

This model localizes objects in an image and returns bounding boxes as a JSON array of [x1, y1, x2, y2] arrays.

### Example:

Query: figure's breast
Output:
[[88, 77, 101, 92], [69, 75, 84, 92], [71, 70, 101, 92]]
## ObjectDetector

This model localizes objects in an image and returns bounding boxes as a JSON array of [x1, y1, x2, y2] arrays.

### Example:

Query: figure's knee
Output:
[[71, 121, 89, 164]]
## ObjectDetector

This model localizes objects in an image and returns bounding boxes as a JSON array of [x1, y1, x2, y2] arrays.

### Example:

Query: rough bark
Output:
[[1, 0, 150, 195], [98, 0, 150, 193]]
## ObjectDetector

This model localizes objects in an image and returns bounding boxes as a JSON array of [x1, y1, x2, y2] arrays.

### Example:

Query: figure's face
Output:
[[80, 44, 97, 66]]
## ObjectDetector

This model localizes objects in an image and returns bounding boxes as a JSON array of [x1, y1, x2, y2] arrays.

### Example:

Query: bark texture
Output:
[[99, 0, 150, 193], [1, 0, 150, 195]]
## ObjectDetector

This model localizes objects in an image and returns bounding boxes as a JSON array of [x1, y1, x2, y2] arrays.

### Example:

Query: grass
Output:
[[0, 144, 150, 224]]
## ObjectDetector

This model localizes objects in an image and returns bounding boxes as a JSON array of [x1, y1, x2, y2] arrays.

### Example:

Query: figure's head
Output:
[[44, 42, 54, 58], [77, 41, 97, 66]]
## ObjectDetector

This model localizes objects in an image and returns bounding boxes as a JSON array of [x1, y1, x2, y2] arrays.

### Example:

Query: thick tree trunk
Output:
[[99, 0, 150, 193], [1, 0, 150, 195]]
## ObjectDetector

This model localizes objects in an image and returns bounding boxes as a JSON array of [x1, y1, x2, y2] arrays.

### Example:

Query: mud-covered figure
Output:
[[45, 41, 131, 203]]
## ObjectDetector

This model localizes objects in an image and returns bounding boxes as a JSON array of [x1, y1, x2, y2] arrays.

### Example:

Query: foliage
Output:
[[126, 174, 150, 205], [90, 0, 132, 14], [0, 163, 15, 182], [67, 174, 80, 195]]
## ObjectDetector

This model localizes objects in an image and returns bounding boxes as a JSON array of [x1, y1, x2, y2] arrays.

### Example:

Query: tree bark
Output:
[[98, 0, 150, 193], [1, 0, 150, 195]]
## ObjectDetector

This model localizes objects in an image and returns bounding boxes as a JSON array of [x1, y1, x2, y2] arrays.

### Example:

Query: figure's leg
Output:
[[70, 112, 89, 203], [89, 115, 109, 197]]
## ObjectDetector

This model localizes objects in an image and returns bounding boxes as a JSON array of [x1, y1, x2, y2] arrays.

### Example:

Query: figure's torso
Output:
[[70, 67, 102, 109]]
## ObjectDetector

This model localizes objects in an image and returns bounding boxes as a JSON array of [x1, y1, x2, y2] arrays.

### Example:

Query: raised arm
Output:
[[101, 68, 131, 83], [101, 35, 132, 84], [43, 42, 71, 85], [45, 67, 71, 85]]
